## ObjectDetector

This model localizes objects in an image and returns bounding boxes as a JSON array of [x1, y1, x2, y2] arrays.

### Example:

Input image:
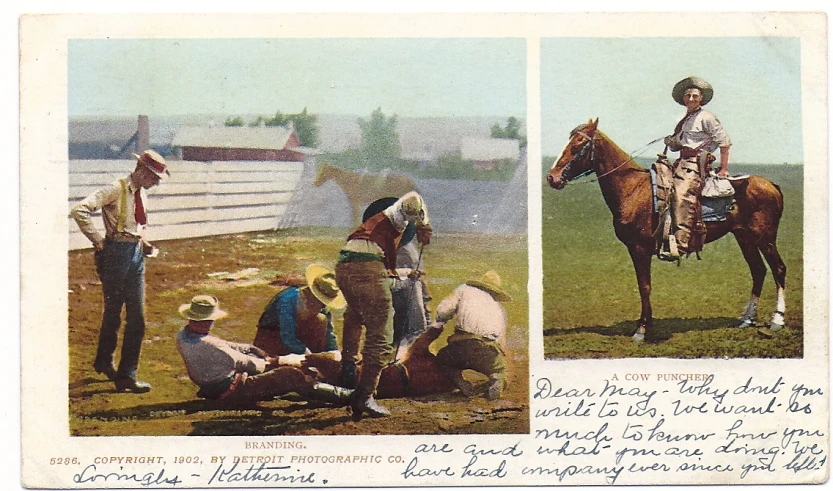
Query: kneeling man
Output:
[[435, 271, 513, 401]]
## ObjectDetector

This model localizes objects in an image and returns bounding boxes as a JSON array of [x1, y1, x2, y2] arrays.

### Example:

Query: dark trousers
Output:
[[224, 367, 313, 403], [94, 240, 146, 381]]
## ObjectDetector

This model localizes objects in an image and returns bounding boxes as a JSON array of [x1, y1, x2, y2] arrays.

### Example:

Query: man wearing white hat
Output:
[[253, 264, 346, 357], [70, 149, 170, 393], [176, 295, 353, 405], [662, 76, 732, 257], [434, 271, 513, 401]]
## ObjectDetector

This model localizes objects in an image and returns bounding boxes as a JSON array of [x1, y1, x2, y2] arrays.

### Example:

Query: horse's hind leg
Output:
[[760, 241, 787, 330], [734, 232, 768, 327]]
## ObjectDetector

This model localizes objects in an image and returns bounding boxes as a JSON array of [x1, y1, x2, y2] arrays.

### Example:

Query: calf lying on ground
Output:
[[256, 324, 455, 399]]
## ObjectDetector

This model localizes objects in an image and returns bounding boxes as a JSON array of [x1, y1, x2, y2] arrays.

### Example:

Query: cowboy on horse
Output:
[[656, 76, 733, 260]]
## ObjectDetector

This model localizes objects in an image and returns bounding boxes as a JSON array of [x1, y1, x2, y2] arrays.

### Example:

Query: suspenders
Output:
[[117, 178, 128, 233]]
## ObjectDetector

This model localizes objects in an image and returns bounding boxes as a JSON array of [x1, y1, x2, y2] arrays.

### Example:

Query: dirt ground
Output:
[[67, 227, 530, 436]]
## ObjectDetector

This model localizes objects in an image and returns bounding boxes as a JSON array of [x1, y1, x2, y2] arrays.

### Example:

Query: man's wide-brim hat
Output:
[[672, 76, 714, 106], [179, 295, 227, 321], [306, 264, 347, 310], [133, 149, 171, 180], [467, 270, 512, 302]]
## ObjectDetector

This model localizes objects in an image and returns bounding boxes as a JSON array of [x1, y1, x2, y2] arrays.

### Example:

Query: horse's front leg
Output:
[[627, 245, 653, 343]]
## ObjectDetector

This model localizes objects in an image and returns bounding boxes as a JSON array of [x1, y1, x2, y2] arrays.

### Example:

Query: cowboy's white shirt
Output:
[[436, 284, 507, 342], [676, 109, 732, 153]]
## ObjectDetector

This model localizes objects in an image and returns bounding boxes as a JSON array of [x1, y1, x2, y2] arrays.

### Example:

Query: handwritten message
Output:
[[386, 374, 826, 486], [525, 374, 827, 484]]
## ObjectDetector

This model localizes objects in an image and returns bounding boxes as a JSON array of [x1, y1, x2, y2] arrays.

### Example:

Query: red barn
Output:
[[172, 125, 314, 161]]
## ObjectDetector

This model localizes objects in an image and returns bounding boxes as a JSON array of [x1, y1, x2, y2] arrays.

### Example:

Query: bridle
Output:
[[555, 129, 663, 185], [558, 130, 597, 182]]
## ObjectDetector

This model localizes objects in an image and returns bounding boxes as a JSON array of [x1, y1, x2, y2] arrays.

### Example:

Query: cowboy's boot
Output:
[[447, 370, 477, 397], [485, 375, 506, 401], [310, 383, 354, 406], [339, 360, 357, 389], [350, 389, 390, 421]]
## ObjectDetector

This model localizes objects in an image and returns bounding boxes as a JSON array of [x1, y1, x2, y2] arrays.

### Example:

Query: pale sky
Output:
[[68, 38, 527, 119], [541, 37, 804, 164]]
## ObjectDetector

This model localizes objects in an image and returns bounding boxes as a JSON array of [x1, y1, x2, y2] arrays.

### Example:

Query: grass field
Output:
[[68, 227, 529, 436], [542, 164, 804, 359]]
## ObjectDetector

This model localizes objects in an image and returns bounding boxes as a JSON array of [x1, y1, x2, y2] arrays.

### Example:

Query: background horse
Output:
[[546, 119, 786, 343], [313, 163, 419, 226]]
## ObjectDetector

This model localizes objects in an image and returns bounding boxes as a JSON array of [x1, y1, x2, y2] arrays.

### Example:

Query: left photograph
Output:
[[66, 38, 529, 436]]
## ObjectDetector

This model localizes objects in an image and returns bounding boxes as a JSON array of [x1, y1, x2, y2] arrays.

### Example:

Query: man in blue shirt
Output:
[[253, 264, 345, 357]]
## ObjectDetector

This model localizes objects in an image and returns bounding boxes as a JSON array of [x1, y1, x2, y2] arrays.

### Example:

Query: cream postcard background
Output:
[[19, 12, 829, 489]]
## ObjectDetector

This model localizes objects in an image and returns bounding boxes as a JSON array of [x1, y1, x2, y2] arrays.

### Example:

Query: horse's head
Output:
[[547, 118, 600, 190], [312, 163, 331, 187]]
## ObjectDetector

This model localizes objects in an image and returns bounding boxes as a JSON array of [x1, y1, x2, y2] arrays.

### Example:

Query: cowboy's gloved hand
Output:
[[417, 225, 433, 245], [663, 135, 683, 151], [327, 350, 342, 362]]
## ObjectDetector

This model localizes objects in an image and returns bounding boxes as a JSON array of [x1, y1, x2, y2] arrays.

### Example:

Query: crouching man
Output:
[[176, 295, 351, 404], [435, 271, 513, 401]]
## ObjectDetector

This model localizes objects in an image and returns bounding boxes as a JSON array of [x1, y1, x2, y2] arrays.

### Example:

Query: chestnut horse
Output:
[[313, 163, 419, 226], [546, 119, 786, 343], [270, 325, 455, 398]]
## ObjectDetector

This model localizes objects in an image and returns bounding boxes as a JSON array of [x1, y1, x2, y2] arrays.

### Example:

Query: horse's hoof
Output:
[[632, 332, 645, 344], [736, 318, 756, 328], [770, 311, 785, 331]]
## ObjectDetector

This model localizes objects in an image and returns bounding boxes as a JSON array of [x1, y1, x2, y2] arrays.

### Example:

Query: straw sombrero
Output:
[[672, 76, 714, 106], [467, 271, 512, 302], [305, 264, 347, 310], [132, 149, 171, 179]]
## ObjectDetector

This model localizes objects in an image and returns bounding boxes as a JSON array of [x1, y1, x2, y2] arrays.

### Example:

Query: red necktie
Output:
[[134, 189, 147, 225]]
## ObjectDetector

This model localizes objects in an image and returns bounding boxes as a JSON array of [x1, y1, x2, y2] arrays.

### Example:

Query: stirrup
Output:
[[658, 236, 680, 262]]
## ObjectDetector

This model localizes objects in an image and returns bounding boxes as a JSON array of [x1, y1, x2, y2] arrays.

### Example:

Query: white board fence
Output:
[[68, 159, 305, 250]]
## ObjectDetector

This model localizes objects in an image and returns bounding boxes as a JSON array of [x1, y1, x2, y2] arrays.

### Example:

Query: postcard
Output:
[[19, 12, 828, 488]]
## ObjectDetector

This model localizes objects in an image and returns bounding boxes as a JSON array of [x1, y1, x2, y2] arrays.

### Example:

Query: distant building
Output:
[[461, 137, 520, 170], [172, 125, 318, 162]]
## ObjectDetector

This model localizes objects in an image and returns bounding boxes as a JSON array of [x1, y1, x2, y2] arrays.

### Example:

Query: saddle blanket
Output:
[[650, 169, 746, 222]]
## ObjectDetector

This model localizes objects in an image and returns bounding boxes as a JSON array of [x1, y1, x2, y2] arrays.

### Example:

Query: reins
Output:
[[564, 135, 665, 185]]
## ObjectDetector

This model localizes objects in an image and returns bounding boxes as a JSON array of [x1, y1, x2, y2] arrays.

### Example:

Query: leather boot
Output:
[[339, 361, 357, 389], [448, 370, 477, 396], [350, 390, 390, 421], [310, 383, 354, 406], [485, 376, 505, 401]]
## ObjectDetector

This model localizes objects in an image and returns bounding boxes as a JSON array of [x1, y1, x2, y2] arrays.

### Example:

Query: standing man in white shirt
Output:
[[434, 271, 513, 401], [70, 150, 169, 393]]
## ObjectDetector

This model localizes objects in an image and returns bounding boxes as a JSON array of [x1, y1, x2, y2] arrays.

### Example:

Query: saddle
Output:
[[651, 154, 745, 261]]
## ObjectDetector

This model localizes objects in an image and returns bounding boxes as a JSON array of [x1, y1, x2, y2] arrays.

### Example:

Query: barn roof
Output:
[[172, 125, 298, 150], [460, 137, 520, 161]]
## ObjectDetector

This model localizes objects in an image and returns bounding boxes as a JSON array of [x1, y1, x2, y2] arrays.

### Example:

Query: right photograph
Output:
[[541, 37, 804, 358]]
